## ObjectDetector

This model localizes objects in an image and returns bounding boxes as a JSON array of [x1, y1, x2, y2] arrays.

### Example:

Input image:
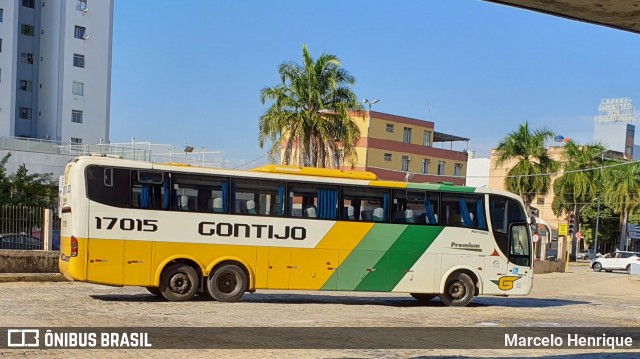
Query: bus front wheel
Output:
[[160, 263, 199, 302], [206, 264, 247, 302], [438, 272, 475, 307]]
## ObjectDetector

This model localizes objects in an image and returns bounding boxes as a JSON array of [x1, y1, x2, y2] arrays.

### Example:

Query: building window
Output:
[[454, 163, 463, 177], [0, 39, 2, 52], [537, 198, 545, 205], [73, 54, 85, 68], [21, 52, 34, 64], [438, 161, 445, 175], [19, 80, 32, 92], [21, 24, 34, 36], [74, 26, 86, 39], [403, 127, 412, 144], [0, 9, 3, 22], [72, 110, 83, 123], [401, 156, 410, 172], [70, 137, 82, 144], [423, 130, 432, 147], [22, 0, 35, 8], [19, 107, 31, 120], [421, 159, 429, 174], [76, 0, 87, 11], [72, 81, 84, 96], [384, 153, 392, 162], [386, 124, 394, 133]]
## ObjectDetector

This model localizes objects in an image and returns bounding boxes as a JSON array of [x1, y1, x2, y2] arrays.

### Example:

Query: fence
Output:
[[0, 205, 59, 251]]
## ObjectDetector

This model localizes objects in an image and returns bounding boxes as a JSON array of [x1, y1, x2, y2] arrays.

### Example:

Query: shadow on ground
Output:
[[90, 292, 589, 308]]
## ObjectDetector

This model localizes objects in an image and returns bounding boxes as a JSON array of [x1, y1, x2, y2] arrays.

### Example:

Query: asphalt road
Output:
[[0, 262, 638, 358]]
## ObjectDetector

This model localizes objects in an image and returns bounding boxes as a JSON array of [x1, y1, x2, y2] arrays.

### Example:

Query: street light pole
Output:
[[594, 151, 605, 256], [363, 99, 379, 171]]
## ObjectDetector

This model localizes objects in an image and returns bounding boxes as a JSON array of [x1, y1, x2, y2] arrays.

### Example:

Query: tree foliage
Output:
[[495, 122, 558, 212], [551, 141, 606, 217], [602, 160, 640, 250], [0, 153, 57, 207], [259, 44, 363, 168]]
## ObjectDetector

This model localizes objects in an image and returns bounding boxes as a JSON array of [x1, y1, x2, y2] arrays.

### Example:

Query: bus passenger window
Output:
[[441, 194, 486, 230], [391, 190, 439, 225], [341, 187, 389, 223], [131, 170, 168, 210], [231, 178, 284, 216], [288, 183, 338, 220], [171, 174, 229, 213]]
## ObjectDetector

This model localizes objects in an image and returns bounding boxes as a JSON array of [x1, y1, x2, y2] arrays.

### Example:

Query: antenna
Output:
[[426, 98, 433, 121]]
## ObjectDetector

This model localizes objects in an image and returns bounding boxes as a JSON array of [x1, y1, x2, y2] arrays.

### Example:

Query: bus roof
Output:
[[251, 164, 378, 180], [71, 156, 521, 200]]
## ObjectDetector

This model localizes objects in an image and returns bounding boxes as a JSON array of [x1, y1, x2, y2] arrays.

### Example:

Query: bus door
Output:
[[506, 222, 533, 295]]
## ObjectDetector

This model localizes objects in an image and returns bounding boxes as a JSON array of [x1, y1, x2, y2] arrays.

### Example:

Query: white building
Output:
[[0, 0, 113, 144], [464, 151, 490, 188]]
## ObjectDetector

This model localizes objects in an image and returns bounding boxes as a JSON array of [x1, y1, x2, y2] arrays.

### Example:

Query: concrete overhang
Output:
[[485, 0, 640, 34]]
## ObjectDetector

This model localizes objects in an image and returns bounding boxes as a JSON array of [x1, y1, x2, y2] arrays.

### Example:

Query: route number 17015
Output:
[[95, 217, 158, 232]]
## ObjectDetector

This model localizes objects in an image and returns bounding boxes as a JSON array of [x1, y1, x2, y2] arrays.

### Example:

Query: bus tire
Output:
[[207, 264, 247, 302], [160, 263, 199, 302], [146, 287, 162, 297], [438, 272, 475, 307], [410, 293, 436, 302]]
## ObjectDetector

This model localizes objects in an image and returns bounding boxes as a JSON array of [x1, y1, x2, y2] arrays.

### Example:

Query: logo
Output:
[[7, 329, 39, 347], [491, 276, 521, 290], [450, 241, 482, 252]]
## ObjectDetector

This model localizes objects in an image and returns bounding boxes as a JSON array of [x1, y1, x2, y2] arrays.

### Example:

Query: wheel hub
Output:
[[170, 273, 191, 294], [449, 281, 466, 299]]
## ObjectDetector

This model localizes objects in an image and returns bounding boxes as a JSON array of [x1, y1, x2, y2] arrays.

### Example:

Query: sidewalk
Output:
[[0, 273, 67, 283]]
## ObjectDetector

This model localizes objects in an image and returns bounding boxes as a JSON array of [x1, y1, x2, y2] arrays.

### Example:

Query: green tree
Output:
[[259, 44, 363, 168], [495, 122, 558, 213], [551, 141, 606, 216], [602, 161, 640, 251], [0, 153, 57, 207]]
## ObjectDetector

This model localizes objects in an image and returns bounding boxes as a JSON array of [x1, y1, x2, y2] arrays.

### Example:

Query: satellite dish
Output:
[[554, 135, 564, 142]]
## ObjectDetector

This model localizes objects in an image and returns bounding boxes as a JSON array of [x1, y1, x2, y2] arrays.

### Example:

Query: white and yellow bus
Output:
[[59, 155, 533, 307]]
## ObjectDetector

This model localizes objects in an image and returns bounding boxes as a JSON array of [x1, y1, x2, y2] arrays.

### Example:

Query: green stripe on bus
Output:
[[354, 225, 443, 292], [322, 224, 406, 291]]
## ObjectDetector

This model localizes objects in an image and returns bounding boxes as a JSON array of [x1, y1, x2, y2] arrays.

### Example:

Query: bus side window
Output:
[[170, 173, 229, 213], [342, 187, 390, 223], [288, 183, 338, 220], [391, 190, 439, 225], [86, 166, 130, 208], [231, 178, 284, 216], [441, 194, 486, 230]]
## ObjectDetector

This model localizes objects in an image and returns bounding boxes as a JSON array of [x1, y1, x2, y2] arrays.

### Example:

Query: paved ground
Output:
[[1, 262, 639, 358]]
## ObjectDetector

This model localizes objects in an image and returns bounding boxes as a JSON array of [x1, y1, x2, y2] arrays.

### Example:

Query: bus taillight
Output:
[[71, 236, 78, 257]]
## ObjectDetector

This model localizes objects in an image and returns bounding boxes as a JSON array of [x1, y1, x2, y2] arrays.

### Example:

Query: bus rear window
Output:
[[86, 166, 131, 207]]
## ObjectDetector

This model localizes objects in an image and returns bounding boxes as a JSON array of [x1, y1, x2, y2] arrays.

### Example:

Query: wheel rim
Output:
[[594, 263, 601, 271], [217, 271, 238, 294], [448, 281, 466, 299], [169, 273, 191, 294]]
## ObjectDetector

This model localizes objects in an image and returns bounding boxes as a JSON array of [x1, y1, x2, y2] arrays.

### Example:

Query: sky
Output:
[[109, 0, 640, 168]]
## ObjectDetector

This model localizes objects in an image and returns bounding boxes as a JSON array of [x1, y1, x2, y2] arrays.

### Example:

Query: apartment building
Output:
[[0, 0, 113, 144], [343, 111, 469, 185]]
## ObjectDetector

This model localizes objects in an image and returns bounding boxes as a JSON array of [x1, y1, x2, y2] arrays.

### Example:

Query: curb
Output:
[[0, 273, 68, 283]]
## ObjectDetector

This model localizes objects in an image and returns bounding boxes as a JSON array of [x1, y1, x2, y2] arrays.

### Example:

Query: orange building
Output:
[[278, 111, 468, 185]]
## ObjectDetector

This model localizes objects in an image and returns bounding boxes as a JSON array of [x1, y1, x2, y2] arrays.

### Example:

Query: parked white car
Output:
[[590, 251, 640, 273]]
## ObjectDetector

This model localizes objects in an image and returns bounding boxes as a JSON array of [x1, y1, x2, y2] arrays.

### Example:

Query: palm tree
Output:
[[259, 44, 363, 168], [551, 141, 606, 217], [495, 122, 558, 213], [602, 161, 640, 251]]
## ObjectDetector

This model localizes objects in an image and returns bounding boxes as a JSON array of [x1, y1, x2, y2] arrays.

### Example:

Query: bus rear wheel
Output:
[[438, 272, 475, 307], [410, 293, 436, 302], [206, 264, 247, 302], [160, 263, 199, 302]]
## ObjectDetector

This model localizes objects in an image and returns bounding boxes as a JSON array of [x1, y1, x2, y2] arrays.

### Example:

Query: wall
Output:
[[0, 250, 59, 273]]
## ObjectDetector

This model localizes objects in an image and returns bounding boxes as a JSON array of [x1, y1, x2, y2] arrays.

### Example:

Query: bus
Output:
[[59, 155, 533, 307]]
